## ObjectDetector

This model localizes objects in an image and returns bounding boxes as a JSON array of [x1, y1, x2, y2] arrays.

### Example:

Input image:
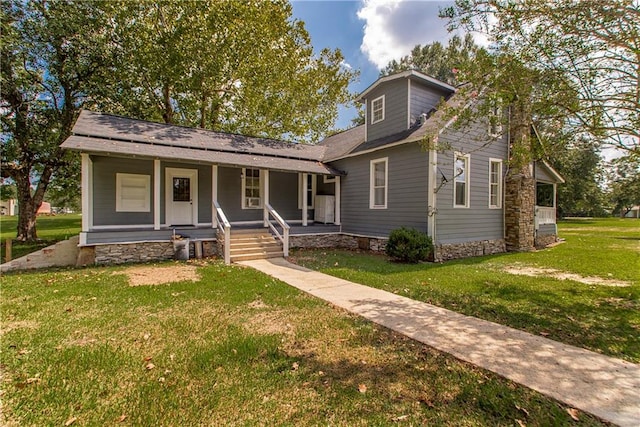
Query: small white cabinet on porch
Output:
[[314, 195, 335, 223]]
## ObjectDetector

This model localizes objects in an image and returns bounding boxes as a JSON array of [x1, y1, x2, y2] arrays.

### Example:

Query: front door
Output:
[[166, 168, 198, 226]]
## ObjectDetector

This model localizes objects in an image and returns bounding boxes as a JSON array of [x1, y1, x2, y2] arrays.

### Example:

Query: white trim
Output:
[[407, 79, 411, 129], [165, 167, 198, 226], [488, 158, 503, 209], [371, 95, 385, 124], [81, 153, 93, 232], [539, 160, 565, 183], [364, 100, 368, 141], [154, 160, 161, 230], [263, 169, 270, 226], [92, 224, 155, 230], [323, 175, 336, 183], [241, 167, 263, 209], [357, 69, 455, 101], [369, 157, 388, 209], [453, 152, 470, 208], [334, 175, 341, 225], [230, 220, 263, 226], [298, 173, 316, 209], [211, 165, 218, 228], [302, 173, 308, 226], [116, 173, 151, 212]]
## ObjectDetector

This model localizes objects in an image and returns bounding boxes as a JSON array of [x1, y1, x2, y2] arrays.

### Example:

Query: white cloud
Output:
[[357, 0, 465, 69]]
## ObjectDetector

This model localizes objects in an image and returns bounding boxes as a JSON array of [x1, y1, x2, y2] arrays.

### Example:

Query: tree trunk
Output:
[[15, 175, 39, 241], [162, 83, 173, 124]]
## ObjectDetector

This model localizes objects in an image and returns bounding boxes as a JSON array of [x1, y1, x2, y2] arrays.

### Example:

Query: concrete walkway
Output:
[[239, 258, 640, 427]]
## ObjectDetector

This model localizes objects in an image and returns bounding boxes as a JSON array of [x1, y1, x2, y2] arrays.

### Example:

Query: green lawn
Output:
[[291, 218, 640, 363], [0, 214, 82, 263], [2, 261, 605, 425]]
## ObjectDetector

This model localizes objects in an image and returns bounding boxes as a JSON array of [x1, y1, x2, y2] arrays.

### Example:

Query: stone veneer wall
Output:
[[504, 173, 535, 252], [534, 234, 558, 249], [93, 240, 218, 265], [435, 239, 506, 262], [290, 234, 387, 253]]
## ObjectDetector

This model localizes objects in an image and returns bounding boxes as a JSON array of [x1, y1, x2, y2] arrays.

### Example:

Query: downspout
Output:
[[504, 106, 510, 244], [427, 147, 438, 258]]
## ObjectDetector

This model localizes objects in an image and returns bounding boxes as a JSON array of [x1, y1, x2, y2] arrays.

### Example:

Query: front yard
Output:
[[2, 260, 605, 426], [291, 218, 640, 363]]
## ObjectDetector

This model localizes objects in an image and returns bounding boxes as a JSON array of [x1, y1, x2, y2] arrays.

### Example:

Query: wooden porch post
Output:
[[80, 153, 93, 238], [334, 175, 341, 225], [263, 169, 270, 227], [211, 165, 218, 228], [154, 159, 161, 230], [302, 173, 308, 226]]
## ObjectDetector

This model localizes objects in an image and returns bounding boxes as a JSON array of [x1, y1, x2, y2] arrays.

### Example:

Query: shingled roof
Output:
[[62, 111, 341, 175]]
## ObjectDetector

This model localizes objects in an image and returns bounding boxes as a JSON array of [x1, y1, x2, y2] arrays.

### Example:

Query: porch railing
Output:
[[264, 203, 290, 257], [535, 206, 556, 227], [214, 201, 231, 264]]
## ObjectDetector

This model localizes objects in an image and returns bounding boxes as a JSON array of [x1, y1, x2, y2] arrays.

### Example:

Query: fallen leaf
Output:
[[144, 356, 153, 362], [143, 333, 151, 341], [26, 377, 40, 384], [358, 383, 367, 393], [292, 362, 299, 371], [515, 404, 530, 416], [539, 331, 550, 337], [145, 363, 155, 370], [567, 408, 580, 421], [393, 414, 409, 421], [65, 416, 77, 426], [516, 420, 526, 427], [117, 414, 127, 423]]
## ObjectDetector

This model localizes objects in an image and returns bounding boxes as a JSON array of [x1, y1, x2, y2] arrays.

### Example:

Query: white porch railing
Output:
[[214, 201, 231, 264], [535, 206, 556, 227], [264, 203, 290, 257]]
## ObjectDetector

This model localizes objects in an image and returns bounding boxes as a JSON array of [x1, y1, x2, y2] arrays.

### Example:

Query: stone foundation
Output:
[[535, 234, 558, 249], [435, 239, 506, 262], [504, 172, 535, 252], [93, 239, 218, 265], [290, 234, 387, 253]]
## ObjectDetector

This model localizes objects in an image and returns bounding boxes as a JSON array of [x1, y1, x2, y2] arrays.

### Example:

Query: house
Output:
[[623, 206, 640, 218], [61, 70, 563, 265], [0, 199, 17, 216]]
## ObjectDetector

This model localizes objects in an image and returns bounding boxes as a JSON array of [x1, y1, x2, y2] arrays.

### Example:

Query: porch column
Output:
[[154, 159, 161, 230], [211, 165, 218, 228], [80, 153, 93, 234], [334, 175, 341, 225], [263, 169, 270, 227], [302, 173, 308, 226]]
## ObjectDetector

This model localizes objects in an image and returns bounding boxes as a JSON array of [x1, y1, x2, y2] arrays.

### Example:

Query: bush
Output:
[[385, 227, 433, 263]]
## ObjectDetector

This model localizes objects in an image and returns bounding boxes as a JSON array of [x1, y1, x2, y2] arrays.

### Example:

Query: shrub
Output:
[[385, 227, 433, 263]]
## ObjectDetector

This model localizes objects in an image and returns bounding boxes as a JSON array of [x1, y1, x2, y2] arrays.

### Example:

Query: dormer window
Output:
[[371, 95, 385, 124]]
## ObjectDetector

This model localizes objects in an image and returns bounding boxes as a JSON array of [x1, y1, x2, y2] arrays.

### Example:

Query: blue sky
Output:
[[290, 0, 459, 129]]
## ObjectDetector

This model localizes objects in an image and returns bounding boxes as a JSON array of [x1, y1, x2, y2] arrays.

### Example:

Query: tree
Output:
[[607, 156, 640, 216], [441, 0, 640, 156], [552, 138, 608, 217], [381, 33, 479, 85], [1, 0, 113, 240], [94, 0, 355, 142]]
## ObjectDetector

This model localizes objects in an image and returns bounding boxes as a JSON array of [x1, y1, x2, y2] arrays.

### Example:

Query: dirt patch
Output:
[[504, 266, 631, 287], [116, 264, 200, 286], [0, 320, 39, 336]]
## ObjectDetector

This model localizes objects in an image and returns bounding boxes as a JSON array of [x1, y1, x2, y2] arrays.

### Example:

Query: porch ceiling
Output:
[[63, 135, 342, 175]]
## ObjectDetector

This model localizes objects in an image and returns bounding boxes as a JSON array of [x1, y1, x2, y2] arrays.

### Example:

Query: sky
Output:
[[290, 0, 459, 130]]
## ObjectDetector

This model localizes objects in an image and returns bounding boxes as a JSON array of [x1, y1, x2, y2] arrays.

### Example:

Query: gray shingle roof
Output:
[[62, 111, 341, 175]]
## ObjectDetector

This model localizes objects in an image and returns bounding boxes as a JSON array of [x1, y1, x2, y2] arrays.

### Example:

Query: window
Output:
[[298, 173, 317, 209], [536, 182, 555, 207], [370, 157, 388, 209], [242, 168, 262, 209], [453, 153, 470, 208], [116, 173, 150, 212], [323, 175, 336, 184], [489, 159, 502, 208], [172, 177, 190, 202], [371, 95, 385, 124]]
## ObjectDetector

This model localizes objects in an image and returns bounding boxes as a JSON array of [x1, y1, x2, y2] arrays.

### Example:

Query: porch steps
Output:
[[229, 229, 283, 262]]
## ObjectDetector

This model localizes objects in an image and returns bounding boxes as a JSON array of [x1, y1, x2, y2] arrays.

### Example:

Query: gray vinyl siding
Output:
[[269, 171, 303, 221], [434, 122, 508, 244], [409, 83, 450, 125], [317, 176, 335, 196], [92, 156, 154, 226], [161, 162, 212, 224], [535, 163, 554, 182], [330, 143, 429, 237], [366, 79, 408, 141]]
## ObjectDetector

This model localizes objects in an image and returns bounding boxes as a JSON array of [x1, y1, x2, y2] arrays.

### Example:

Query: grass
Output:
[[2, 260, 606, 426], [0, 214, 82, 263], [290, 218, 640, 363]]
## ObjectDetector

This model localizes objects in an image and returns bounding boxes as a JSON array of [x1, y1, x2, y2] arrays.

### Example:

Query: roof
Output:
[[356, 70, 455, 102], [62, 111, 341, 175], [536, 160, 565, 184]]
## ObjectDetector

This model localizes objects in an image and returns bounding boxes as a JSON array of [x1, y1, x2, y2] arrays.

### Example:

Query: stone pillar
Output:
[[504, 169, 535, 252]]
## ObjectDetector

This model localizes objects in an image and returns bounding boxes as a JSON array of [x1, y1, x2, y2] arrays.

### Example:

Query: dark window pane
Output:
[[173, 177, 190, 202]]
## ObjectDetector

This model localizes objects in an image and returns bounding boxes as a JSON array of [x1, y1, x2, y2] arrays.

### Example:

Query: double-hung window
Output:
[[370, 157, 388, 209], [116, 173, 150, 212], [454, 153, 470, 208], [242, 168, 262, 209], [489, 159, 502, 208], [371, 95, 385, 124]]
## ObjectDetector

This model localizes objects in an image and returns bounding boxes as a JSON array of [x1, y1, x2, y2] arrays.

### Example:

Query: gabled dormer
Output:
[[357, 70, 455, 142]]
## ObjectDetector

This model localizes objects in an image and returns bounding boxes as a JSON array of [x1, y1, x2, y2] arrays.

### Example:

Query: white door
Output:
[[166, 168, 198, 226]]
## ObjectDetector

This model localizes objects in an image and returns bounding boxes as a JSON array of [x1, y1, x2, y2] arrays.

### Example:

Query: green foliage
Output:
[[381, 34, 479, 86], [385, 227, 433, 263], [607, 155, 640, 216]]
